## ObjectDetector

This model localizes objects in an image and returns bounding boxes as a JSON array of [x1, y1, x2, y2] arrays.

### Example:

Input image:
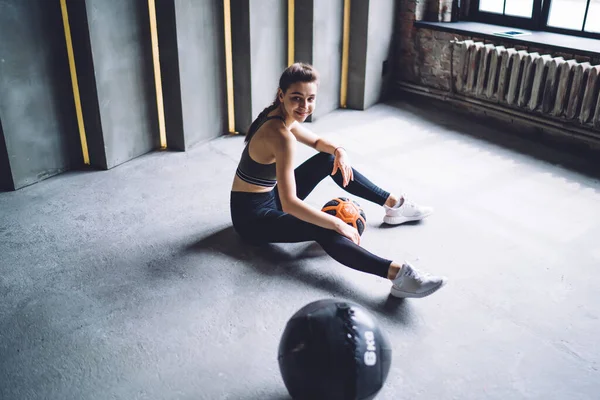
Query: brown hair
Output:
[[245, 62, 319, 143]]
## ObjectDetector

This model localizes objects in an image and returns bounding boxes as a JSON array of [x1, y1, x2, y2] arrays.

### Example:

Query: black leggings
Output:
[[230, 152, 393, 278]]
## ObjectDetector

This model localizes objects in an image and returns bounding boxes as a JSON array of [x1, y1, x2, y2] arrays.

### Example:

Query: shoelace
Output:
[[405, 266, 431, 282], [404, 200, 417, 210]]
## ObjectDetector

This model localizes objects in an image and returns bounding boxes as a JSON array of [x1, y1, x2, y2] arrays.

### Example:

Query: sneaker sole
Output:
[[390, 278, 447, 299], [383, 210, 433, 225]]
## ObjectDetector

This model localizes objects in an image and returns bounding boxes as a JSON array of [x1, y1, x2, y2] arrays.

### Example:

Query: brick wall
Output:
[[394, 0, 600, 145], [395, 0, 600, 91], [396, 0, 459, 88]]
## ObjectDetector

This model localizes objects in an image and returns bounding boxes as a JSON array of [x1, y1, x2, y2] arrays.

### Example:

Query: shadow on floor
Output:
[[379, 220, 421, 229], [237, 394, 291, 400], [185, 225, 415, 324]]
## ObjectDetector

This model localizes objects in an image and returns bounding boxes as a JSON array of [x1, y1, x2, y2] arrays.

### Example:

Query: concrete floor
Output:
[[1, 99, 600, 400]]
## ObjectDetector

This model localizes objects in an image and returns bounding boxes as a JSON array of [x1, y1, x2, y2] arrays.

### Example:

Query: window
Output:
[[479, 0, 534, 18], [472, 0, 543, 30], [545, 0, 600, 34], [471, 0, 600, 38]]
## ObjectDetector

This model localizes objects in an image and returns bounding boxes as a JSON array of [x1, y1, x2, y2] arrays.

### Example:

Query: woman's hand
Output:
[[334, 220, 361, 246], [331, 148, 354, 187]]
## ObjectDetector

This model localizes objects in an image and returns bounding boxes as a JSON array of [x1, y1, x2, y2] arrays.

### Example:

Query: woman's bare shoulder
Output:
[[262, 119, 293, 145]]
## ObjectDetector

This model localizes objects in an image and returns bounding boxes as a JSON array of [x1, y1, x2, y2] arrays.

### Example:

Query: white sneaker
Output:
[[390, 262, 447, 298], [383, 197, 433, 225]]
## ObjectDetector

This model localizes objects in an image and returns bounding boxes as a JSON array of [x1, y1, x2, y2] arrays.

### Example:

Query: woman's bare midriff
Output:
[[231, 175, 274, 193]]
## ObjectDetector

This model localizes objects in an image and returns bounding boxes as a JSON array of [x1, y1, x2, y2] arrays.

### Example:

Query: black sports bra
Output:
[[235, 116, 285, 187]]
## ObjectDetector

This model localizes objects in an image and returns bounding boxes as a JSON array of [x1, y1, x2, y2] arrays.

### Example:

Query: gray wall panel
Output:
[[85, 0, 159, 168], [155, 0, 185, 150], [249, 0, 287, 119], [312, 0, 343, 120], [0, 120, 13, 191], [0, 0, 81, 190], [292, 0, 343, 121], [347, 0, 369, 109], [365, 0, 396, 108], [175, 0, 226, 148], [231, 0, 286, 134], [294, 0, 314, 66], [231, 0, 252, 133], [347, 0, 397, 110], [67, 0, 107, 169]]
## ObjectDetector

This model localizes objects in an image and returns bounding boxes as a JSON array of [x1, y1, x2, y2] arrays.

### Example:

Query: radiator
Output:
[[452, 40, 600, 132]]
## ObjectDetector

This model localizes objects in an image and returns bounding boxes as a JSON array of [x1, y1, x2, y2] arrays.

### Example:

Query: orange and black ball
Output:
[[321, 197, 367, 236]]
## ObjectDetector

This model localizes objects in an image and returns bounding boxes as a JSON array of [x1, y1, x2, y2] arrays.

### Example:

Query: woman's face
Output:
[[279, 82, 318, 122]]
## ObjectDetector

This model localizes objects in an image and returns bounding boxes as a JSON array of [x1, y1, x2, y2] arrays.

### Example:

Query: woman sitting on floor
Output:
[[230, 62, 446, 299]]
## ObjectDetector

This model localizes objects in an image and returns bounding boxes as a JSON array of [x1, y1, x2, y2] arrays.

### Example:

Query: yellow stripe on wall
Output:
[[148, 0, 167, 149], [60, 0, 90, 165], [288, 0, 295, 66], [224, 0, 236, 133], [340, 0, 351, 108]]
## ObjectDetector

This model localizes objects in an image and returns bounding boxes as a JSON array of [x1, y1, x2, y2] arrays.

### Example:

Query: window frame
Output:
[[470, 0, 544, 30], [469, 0, 600, 39], [541, 0, 600, 39]]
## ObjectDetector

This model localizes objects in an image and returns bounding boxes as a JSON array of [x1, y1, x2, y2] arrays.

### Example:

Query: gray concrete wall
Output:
[[293, 0, 314, 123], [294, 1, 314, 67], [67, 0, 106, 169], [154, 0, 184, 150], [175, 0, 227, 148], [249, 0, 287, 120], [347, 0, 369, 110], [311, 0, 343, 120], [231, 0, 253, 133], [0, 121, 13, 191], [87, 0, 159, 168], [231, 0, 286, 134], [157, 0, 227, 150], [364, 0, 396, 108], [348, 0, 397, 110], [69, 0, 159, 169], [0, 0, 82, 190]]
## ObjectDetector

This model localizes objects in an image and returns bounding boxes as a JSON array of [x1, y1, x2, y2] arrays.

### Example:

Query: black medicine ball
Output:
[[278, 299, 392, 400]]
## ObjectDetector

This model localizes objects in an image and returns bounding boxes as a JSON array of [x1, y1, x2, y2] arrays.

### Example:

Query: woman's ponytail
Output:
[[244, 101, 278, 144]]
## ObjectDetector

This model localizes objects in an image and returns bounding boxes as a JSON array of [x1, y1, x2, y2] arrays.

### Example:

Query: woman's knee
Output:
[[316, 151, 335, 164], [315, 229, 345, 246], [309, 152, 335, 172]]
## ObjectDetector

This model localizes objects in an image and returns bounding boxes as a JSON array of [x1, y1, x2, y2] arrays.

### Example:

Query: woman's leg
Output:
[[231, 191, 446, 298], [277, 152, 393, 207], [279, 152, 434, 225], [235, 209, 446, 298], [236, 207, 392, 278]]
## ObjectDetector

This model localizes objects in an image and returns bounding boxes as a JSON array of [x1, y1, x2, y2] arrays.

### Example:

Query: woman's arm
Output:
[[290, 122, 339, 154], [270, 127, 360, 244], [290, 122, 354, 186]]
